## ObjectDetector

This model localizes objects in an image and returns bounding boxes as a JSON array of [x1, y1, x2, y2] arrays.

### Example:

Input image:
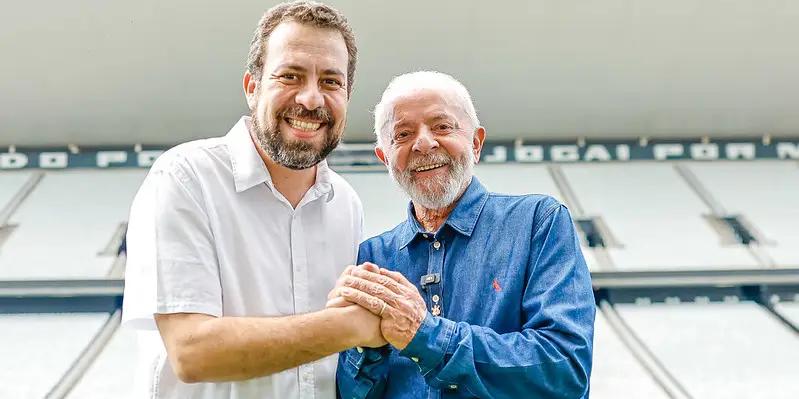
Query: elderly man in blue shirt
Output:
[[328, 71, 595, 398]]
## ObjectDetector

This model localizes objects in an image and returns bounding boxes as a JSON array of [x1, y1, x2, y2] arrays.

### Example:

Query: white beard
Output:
[[389, 150, 475, 210]]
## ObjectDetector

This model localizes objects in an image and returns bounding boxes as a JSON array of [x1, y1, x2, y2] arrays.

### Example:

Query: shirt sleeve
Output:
[[397, 204, 595, 398], [336, 345, 391, 399], [153, 161, 223, 317], [336, 242, 392, 399]]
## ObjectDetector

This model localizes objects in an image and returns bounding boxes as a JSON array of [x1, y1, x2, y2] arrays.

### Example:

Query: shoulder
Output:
[[149, 137, 229, 183], [484, 192, 564, 221], [358, 222, 406, 260]]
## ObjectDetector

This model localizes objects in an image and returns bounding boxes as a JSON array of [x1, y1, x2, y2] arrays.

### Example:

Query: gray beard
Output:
[[251, 112, 340, 170], [389, 150, 474, 210]]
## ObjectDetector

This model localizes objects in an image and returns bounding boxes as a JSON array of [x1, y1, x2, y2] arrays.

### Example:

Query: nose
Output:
[[295, 82, 324, 111], [412, 126, 439, 153]]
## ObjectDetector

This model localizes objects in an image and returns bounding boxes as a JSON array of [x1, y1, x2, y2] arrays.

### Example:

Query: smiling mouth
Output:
[[413, 163, 447, 172], [286, 118, 324, 132]]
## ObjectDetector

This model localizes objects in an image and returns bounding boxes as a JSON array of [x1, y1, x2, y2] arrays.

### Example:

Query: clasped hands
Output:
[[327, 262, 427, 350]]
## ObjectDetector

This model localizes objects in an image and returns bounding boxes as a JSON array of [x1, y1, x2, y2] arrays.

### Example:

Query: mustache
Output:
[[406, 152, 452, 171], [279, 105, 333, 124]]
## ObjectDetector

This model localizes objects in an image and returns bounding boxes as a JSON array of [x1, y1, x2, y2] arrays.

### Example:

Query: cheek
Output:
[[393, 149, 411, 171], [326, 93, 347, 118]]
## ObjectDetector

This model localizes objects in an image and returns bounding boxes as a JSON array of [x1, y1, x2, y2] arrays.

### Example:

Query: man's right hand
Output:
[[339, 303, 387, 348], [329, 264, 388, 348]]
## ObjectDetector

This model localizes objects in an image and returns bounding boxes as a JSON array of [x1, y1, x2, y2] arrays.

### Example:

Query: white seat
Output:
[[67, 325, 141, 399], [688, 161, 799, 267], [590, 309, 668, 398], [617, 302, 799, 399], [0, 171, 32, 217], [0, 169, 146, 279], [561, 163, 757, 270], [0, 313, 108, 398]]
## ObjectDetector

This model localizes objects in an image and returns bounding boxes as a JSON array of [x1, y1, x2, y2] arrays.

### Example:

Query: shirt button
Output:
[[356, 347, 364, 353], [432, 294, 440, 302], [423, 234, 429, 239], [449, 384, 458, 390], [411, 357, 419, 363], [433, 241, 441, 249]]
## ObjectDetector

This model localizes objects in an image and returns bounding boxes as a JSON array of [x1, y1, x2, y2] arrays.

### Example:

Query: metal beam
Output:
[[0, 279, 123, 314], [45, 310, 121, 399], [599, 300, 693, 399], [591, 268, 799, 288]]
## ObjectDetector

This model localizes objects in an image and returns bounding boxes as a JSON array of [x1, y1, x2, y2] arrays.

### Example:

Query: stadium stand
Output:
[[687, 161, 799, 267], [0, 313, 108, 398], [341, 171, 409, 240], [66, 324, 140, 399], [0, 170, 146, 279], [560, 163, 759, 270], [616, 302, 799, 398], [1, 161, 797, 398], [588, 311, 669, 398]]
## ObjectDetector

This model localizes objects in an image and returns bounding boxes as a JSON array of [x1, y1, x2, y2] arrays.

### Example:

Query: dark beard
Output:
[[251, 105, 341, 170]]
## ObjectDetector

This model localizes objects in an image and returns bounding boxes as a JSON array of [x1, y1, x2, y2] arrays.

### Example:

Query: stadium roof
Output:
[[1, 0, 798, 145]]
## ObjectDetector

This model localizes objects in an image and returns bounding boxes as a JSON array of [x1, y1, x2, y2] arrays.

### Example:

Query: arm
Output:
[[150, 163, 385, 383], [338, 205, 595, 398], [155, 305, 384, 383]]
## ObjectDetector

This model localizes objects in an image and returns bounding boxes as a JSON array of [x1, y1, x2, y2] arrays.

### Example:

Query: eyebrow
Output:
[[428, 112, 453, 121], [273, 64, 345, 78]]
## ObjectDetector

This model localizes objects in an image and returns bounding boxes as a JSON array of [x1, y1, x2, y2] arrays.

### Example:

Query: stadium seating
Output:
[[1, 160, 797, 398]]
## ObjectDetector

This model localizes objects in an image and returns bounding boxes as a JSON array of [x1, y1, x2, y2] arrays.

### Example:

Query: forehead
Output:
[[391, 89, 461, 122], [264, 21, 348, 71]]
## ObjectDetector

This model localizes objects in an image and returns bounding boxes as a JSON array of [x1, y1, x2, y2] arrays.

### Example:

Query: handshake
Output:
[[326, 262, 428, 350]]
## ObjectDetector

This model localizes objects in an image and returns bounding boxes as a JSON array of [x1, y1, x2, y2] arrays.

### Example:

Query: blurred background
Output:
[[1, 1, 798, 398]]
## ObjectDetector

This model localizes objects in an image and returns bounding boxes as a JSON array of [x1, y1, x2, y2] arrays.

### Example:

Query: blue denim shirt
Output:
[[337, 177, 595, 399]]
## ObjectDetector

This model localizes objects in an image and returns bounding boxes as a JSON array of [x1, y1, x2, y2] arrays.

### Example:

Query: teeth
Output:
[[287, 118, 321, 131], [414, 163, 445, 172]]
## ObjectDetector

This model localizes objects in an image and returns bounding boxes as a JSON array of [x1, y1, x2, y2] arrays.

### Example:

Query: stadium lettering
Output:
[[653, 144, 684, 160], [514, 143, 544, 162], [482, 145, 507, 163], [0, 153, 28, 169], [40, 152, 69, 168], [584, 145, 612, 162], [551, 145, 580, 162], [777, 142, 799, 159], [97, 151, 128, 167], [725, 143, 756, 160], [138, 151, 163, 167], [690, 144, 719, 160]]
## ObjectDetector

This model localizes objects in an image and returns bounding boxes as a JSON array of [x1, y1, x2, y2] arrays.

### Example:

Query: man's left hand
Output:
[[328, 263, 427, 350]]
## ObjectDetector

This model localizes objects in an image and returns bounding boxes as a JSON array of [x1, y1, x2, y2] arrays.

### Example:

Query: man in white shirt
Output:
[[122, 2, 384, 398]]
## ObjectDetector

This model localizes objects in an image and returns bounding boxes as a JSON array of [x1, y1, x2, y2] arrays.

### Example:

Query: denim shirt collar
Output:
[[398, 176, 490, 249]]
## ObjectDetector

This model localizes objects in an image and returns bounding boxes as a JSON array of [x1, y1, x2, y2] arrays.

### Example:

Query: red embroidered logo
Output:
[[492, 278, 502, 292]]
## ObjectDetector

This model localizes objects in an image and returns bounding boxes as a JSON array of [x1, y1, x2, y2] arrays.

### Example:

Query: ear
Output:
[[374, 146, 389, 166], [472, 127, 486, 164], [243, 70, 258, 109]]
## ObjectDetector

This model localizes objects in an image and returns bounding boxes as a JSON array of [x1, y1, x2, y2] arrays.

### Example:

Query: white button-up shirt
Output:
[[122, 116, 363, 399]]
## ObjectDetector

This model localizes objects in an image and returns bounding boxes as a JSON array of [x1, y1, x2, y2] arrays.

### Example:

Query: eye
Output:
[[322, 78, 343, 88], [277, 73, 299, 83], [393, 131, 412, 142], [435, 123, 454, 131]]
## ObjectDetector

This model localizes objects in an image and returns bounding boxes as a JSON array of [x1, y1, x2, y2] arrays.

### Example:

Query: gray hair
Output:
[[373, 71, 480, 146]]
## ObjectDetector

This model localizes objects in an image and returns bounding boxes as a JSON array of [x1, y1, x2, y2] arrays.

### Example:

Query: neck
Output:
[[413, 202, 457, 232], [250, 130, 316, 208], [412, 179, 471, 232]]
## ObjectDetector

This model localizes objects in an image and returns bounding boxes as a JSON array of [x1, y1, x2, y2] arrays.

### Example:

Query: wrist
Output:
[[324, 306, 361, 348]]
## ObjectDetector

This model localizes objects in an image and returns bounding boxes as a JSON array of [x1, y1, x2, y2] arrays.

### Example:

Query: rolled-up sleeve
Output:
[[397, 204, 595, 398]]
